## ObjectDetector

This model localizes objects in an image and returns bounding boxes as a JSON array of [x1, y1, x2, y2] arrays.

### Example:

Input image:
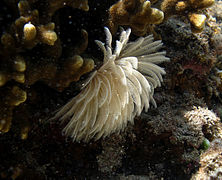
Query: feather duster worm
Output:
[[53, 27, 170, 142]]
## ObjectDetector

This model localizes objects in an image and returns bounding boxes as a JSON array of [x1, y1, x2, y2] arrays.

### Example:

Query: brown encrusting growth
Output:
[[157, 16, 222, 105]]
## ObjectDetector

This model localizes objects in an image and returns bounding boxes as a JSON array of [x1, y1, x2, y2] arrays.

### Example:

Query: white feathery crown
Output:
[[53, 27, 170, 142]]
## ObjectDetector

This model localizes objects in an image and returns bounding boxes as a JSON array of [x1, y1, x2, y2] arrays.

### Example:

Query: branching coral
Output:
[[108, 0, 164, 36], [160, 0, 215, 33], [25, 54, 94, 92], [0, 0, 57, 134], [0, 0, 92, 88], [24, 29, 94, 92], [0, 86, 27, 133], [0, 0, 58, 87], [52, 27, 169, 142], [0, 0, 94, 134], [108, 0, 214, 36], [0, 56, 26, 86], [47, 0, 89, 18], [14, 0, 57, 48]]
